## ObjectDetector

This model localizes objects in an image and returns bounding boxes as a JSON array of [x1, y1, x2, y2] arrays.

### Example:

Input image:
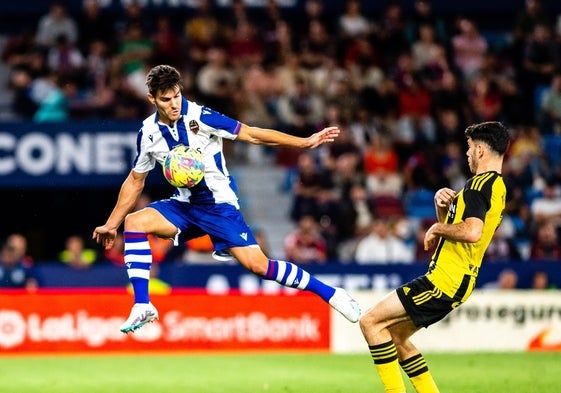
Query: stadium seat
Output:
[[404, 188, 435, 220]]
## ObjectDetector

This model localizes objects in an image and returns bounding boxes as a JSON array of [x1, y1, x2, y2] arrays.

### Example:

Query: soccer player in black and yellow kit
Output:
[[359, 121, 510, 393]]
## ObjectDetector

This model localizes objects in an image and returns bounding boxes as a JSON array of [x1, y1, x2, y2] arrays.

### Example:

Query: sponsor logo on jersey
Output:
[[240, 232, 248, 241]]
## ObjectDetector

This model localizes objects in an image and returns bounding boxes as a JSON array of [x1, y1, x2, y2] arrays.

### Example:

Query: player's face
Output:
[[149, 86, 182, 126], [466, 137, 478, 174]]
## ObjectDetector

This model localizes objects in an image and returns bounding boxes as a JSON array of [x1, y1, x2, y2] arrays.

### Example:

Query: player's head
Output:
[[146, 65, 183, 125], [464, 121, 510, 156], [145, 64, 182, 97]]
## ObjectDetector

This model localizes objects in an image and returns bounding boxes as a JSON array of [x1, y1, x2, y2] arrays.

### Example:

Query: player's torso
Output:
[[136, 101, 239, 205], [427, 172, 506, 300]]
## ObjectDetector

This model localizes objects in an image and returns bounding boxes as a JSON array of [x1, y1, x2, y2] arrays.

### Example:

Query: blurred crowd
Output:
[[1, 0, 561, 279]]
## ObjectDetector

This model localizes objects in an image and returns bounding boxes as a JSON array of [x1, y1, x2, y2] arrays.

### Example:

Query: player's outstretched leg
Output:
[[265, 259, 361, 322]]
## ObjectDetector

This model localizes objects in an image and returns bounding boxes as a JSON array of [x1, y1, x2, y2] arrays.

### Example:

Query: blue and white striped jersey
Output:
[[132, 97, 242, 207]]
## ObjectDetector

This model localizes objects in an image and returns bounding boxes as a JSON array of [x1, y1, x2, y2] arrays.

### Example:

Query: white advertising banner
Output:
[[332, 290, 561, 353]]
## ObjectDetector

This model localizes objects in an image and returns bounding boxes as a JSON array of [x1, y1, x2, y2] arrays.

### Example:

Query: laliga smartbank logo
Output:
[[0, 310, 321, 349]]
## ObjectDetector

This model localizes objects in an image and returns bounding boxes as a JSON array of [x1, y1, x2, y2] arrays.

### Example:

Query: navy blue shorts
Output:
[[149, 198, 257, 251]]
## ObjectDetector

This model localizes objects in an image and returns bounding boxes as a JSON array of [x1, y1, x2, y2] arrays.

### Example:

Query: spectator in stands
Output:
[[345, 36, 384, 96], [32, 72, 73, 123], [151, 15, 183, 69], [8, 67, 39, 119], [376, 2, 408, 69], [1, 24, 38, 68], [531, 270, 555, 289], [183, 0, 221, 71], [115, 21, 154, 100], [348, 106, 382, 150], [354, 218, 414, 264], [396, 73, 436, 148], [114, 0, 153, 40], [294, 0, 335, 39], [46, 34, 85, 79], [277, 75, 325, 130], [451, 17, 488, 83], [338, 0, 374, 41], [520, 23, 559, 121], [530, 179, 561, 228], [439, 140, 469, 191], [431, 71, 472, 124], [77, 0, 115, 55], [484, 219, 522, 262], [363, 133, 403, 197], [495, 268, 519, 289], [530, 220, 561, 260], [513, 0, 552, 69], [469, 74, 503, 123], [411, 23, 441, 72], [434, 108, 466, 147], [300, 19, 337, 69], [0, 234, 37, 290], [539, 72, 561, 134], [59, 235, 97, 269], [227, 20, 266, 70], [196, 47, 237, 115], [284, 215, 328, 264], [35, 1, 78, 48], [405, 0, 448, 45], [289, 151, 325, 222]]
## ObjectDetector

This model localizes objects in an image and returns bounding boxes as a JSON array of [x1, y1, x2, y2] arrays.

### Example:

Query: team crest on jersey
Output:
[[189, 120, 200, 134]]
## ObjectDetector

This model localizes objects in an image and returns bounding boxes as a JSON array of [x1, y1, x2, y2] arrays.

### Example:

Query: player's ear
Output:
[[147, 93, 155, 105]]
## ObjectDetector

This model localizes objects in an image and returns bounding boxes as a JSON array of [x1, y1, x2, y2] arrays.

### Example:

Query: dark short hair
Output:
[[465, 121, 510, 155], [145, 64, 182, 96]]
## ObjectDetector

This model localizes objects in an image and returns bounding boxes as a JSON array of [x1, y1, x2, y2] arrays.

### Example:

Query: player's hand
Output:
[[434, 188, 456, 208], [92, 226, 117, 249], [307, 126, 340, 148], [423, 223, 439, 250]]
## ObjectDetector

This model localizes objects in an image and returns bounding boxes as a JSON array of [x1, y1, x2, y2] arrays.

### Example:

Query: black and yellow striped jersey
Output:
[[426, 171, 506, 301]]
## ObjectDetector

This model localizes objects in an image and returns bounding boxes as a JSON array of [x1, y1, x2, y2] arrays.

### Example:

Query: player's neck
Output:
[[475, 158, 503, 175]]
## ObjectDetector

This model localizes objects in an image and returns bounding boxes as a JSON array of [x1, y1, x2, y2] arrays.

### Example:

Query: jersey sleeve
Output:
[[199, 106, 241, 140], [131, 128, 156, 173], [462, 188, 489, 221]]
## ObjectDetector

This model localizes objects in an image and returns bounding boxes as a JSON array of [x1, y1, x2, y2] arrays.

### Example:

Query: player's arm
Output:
[[425, 187, 487, 250], [92, 170, 148, 248], [423, 217, 484, 250], [236, 124, 340, 149]]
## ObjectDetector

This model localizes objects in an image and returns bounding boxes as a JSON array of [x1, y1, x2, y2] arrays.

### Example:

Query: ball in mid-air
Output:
[[162, 145, 205, 188]]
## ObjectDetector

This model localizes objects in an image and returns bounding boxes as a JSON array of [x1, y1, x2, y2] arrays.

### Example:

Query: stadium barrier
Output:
[[0, 290, 329, 354], [1, 289, 559, 354], [334, 291, 561, 353]]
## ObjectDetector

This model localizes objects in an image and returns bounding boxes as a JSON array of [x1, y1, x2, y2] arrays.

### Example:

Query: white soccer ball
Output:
[[162, 145, 205, 188]]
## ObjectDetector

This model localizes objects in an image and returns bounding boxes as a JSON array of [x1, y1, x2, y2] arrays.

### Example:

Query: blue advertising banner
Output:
[[32, 260, 561, 291], [0, 121, 168, 188]]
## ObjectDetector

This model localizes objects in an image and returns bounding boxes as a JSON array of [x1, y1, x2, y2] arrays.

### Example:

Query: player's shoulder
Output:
[[141, 113, 158, 129], [467, 171, 502, 192]]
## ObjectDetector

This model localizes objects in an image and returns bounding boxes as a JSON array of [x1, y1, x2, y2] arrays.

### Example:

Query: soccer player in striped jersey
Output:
[[359, 121, 510, 393], [92, 64, 360, 333]]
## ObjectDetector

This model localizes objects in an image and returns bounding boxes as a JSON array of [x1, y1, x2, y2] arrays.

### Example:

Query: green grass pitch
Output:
[[0, 352, 558, 393]]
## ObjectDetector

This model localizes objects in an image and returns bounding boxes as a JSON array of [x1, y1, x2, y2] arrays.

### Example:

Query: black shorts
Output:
[[396, 275, 460, 328]]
